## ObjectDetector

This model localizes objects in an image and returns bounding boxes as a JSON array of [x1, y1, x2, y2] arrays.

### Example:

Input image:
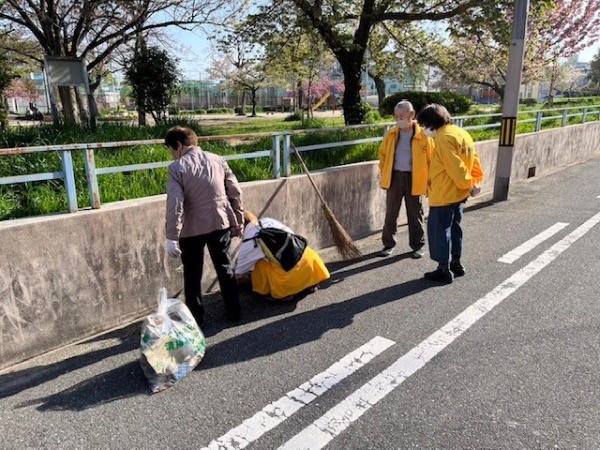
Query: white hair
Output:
[[394, 100, 414, 113]]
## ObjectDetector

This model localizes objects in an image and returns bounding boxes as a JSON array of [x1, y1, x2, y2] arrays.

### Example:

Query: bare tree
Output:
[[0, 0, 246, 122]]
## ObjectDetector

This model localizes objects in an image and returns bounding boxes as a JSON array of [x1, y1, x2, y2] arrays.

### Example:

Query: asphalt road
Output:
[[2, 153, 600, 449]]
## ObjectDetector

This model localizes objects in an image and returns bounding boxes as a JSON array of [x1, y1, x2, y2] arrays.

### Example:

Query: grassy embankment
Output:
[[1, 101, 598, 220]]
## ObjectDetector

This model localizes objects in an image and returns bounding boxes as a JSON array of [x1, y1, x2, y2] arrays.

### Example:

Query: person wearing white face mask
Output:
[[378, 100, 434, 258], [416, 104, 484, 284]]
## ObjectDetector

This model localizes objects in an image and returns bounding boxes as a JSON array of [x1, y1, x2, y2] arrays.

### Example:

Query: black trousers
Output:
[[179, 229, 240, 322]]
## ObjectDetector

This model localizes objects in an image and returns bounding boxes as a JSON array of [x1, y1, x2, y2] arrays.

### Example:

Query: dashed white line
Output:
[[279, 211, 600, 450], [497, 222, 569, 264], [201, 336, 395, 450]]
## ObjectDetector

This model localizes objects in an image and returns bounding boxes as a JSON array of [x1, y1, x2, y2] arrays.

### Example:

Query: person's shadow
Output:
[[5, 252, 430, 411], [199, 277, 433, 371], [0, 324, 141, 401]]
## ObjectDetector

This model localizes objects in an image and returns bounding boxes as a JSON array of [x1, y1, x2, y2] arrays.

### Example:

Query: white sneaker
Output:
[[380, 246, 394, 256]]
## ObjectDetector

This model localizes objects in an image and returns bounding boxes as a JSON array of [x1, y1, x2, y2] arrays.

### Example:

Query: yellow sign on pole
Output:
[[499, 117, 517, 146]]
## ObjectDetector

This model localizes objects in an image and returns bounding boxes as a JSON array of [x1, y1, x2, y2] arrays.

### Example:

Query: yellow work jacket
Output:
[[378, 122, 433, 195], [428, 124, 484, 207]]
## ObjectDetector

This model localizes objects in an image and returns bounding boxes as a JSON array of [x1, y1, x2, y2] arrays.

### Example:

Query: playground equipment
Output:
[[311, 92, 333, 112]]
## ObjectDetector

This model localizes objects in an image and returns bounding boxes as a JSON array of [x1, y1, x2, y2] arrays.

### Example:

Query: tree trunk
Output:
[[240, 91, 247, 115], [58, 86, 79, 123], [373, 75, 386, 107], [75, 87, 89, 123], [0, 95, 7, 130], [251, 88, 257, 117], [339, 51, 365, 125], [137, 94, 147, 126], [297, 80, 303, 116], [307, 78, 313, 119]]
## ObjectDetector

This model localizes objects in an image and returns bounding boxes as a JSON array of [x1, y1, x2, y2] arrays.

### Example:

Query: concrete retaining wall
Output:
[[1, 122, 599, 369]]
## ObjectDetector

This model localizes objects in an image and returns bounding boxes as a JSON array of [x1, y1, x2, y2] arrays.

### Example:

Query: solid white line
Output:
[[497, 222, 569, 264], [279, 211, 600, 450], [201, 336, 395, 450]]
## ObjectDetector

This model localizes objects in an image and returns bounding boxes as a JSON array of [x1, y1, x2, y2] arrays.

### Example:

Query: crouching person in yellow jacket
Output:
[[416, 104, 484, 284], [378, 100, 434, 258], [235, 212, 330, 301]]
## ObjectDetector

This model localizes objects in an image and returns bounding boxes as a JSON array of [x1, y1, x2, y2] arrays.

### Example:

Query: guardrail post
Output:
[[561, 108, 568, 127], [271, 134, 281, 179], [455, 118, 464, 128], [582, 107, 588, 124], [283, 133, 291, 177], [84, 148, 101, 209], [61, 150, 78, 213], [535, 111, 543, 131]]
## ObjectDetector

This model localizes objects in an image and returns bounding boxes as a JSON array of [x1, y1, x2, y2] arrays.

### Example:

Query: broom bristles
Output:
[[321, 203, 362, 260]]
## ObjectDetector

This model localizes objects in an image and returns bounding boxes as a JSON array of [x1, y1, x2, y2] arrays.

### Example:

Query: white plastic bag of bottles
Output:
[[140, 288, 206, 393]]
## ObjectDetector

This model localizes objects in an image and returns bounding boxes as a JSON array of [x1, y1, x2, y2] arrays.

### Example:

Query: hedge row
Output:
[[379, 91, 472, 117]]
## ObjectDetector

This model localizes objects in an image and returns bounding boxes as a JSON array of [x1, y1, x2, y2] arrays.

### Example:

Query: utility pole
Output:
[[493, 0, 530, 202]]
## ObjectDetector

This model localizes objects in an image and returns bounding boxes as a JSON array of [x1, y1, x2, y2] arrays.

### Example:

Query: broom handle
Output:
[[290, 142, 328, 206]]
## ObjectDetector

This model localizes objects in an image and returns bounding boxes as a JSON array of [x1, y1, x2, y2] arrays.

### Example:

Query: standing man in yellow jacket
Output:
[[416, 104, 484, 284], [378, 100, 434, 258]]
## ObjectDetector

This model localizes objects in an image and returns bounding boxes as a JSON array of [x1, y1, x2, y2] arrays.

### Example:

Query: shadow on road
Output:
[[0, 324, 141, 401], [15, 361, 147, 412], [1, 251, 428, 410], [200, 277, 434, 371]]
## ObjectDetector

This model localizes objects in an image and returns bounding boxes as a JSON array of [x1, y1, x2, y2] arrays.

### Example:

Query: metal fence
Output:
[[1, 104, 599, 214]]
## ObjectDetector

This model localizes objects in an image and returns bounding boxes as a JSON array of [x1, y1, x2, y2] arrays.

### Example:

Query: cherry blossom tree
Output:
[[437, 0, 600, 102]]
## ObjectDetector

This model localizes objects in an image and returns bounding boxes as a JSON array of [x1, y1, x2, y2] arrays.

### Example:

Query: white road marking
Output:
[[201, 336, 395, 450], [279, 211, 600, 450], [497, 222, 569, 264]]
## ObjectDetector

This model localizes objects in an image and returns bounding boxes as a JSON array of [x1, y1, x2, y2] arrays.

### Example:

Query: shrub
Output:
[[234, 105, 264, 114], [300, 118, 327, 129], [284, 112, 302, 121], [167, 106, 180, 116], [520, 98, 537, 107], [194, 109, 207, 115], [548, 96, 600, 107], [379, 91, 472, 117], [262, 106, 277, 112], [345, 102, 372, 124], [207, 107, 234, 114], [365, 110, 382, 124]]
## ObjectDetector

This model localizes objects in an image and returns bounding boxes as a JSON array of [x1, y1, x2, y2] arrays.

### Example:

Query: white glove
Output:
[[166, 239, 182, 258], [469, 185, 481, 197]]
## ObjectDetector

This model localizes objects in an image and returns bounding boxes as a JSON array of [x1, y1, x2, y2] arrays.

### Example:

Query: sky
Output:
[[579, 41, 600, 62], [168, 25, 600, 80]]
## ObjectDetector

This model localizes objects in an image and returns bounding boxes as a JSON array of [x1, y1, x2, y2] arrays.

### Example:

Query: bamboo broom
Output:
[[290, 142, 362, 260]]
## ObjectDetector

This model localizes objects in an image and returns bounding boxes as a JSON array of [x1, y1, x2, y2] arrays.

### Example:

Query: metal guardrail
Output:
[[1, 104, 599, 214]]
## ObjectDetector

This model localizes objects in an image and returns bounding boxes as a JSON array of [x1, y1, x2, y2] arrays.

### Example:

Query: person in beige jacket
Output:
[[165, 126, 244, 326]]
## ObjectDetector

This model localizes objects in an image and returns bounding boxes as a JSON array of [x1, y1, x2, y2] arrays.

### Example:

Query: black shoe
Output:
[[424, 268, 454, 284], [225, 307, 241, 322], [305, 285, 319, 294], [450, 263, 466, 277]]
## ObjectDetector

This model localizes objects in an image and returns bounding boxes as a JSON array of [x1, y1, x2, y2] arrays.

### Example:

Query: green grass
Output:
[[1, 103, 599, 220]]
